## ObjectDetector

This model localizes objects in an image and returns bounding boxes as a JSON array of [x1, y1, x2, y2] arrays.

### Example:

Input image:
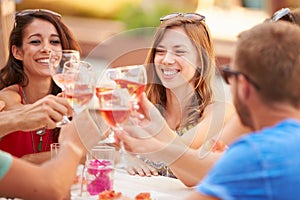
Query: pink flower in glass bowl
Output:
[[86, 159, 113, 195]]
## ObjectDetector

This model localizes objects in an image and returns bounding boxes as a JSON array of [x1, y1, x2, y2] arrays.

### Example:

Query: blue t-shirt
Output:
[[0, 150, 12, 180], [197, 119, 300, 200]]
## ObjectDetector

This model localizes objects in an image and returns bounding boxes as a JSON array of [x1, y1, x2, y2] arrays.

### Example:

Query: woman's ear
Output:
[[12, 45, 24, 61]]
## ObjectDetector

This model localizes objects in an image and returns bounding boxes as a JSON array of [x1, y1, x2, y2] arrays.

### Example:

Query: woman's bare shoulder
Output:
[[201, 100, 235, 118], [0, 85, 22, 110]]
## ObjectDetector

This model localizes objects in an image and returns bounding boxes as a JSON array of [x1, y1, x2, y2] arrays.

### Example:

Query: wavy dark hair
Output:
[[145, 16, 215, 130], [0, 10, 81, 141]]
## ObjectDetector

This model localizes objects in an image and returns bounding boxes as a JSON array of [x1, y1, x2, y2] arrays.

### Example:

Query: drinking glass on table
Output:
[[49, 50, 80, 126], [97, 88, 131, 168], [85, 146, 115, 196], [63, 60, 94, 115], [50, 143, 60, 158]]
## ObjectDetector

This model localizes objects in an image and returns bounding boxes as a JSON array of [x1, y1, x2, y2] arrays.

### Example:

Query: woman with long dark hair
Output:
[[0, 9, 80, 163]]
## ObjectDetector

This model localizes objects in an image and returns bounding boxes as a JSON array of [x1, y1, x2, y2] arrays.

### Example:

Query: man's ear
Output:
[[0, 100, 5, 111], [12, 45, 24, 61], [237, 75, 251, 101]]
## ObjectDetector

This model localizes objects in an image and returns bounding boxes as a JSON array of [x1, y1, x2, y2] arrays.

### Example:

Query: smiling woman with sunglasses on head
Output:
[[0, 9, 80, 164], [122, 12, 249, 186]]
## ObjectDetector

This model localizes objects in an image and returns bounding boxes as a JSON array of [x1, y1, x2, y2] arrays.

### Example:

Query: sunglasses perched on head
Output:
[[270, 8, 295, 23], [220, 65, 260, 90], [160, 12, 205, 23], [14, 9, 61, 28], [15, 9, 61, 20]]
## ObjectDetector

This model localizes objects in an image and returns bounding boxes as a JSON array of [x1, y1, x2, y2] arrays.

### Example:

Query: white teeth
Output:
[[163, 69, 178, 76], [37, 59, 49, 63]]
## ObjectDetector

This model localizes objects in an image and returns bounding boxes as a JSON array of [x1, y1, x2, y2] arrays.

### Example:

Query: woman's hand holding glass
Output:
[[49, 50, 80, 126]]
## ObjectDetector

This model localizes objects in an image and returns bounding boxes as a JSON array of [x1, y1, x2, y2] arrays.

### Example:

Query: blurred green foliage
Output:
[[114, 2, 192, 29]]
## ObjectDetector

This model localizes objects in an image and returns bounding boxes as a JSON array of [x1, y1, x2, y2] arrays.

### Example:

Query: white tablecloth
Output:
[[72, 168, 194, 200]]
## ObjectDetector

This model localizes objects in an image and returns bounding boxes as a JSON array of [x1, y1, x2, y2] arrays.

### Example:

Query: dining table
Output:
[[71, 166, 194, 200]]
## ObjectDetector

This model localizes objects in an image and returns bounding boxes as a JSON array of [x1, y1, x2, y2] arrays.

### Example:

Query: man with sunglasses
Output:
[[189, 21, 300, 199]]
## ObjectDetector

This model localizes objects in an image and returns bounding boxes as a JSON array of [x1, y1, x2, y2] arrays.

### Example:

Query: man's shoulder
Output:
[[256, 119, 300, 137]]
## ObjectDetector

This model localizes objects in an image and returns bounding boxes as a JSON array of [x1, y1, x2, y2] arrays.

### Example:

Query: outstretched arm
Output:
[[0, 94, 73, 138], [117, 94, 225, 187]]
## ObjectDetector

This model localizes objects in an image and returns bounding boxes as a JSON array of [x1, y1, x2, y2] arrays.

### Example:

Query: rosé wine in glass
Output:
[[97, 89, 131, 129], [63, 60, 94, 114], [65, 91, 94, 114], [49, 50, 80, 126], [114, 79, 146, 100], [106, 65, 147, 111]]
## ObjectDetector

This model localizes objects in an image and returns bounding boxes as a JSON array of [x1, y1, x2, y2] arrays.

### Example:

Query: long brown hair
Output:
[[145, 16, 216, 130]]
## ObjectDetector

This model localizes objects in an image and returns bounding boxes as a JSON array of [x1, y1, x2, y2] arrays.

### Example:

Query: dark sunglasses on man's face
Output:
[[270, 8, 295, 23], [220, 65, 260, 90]]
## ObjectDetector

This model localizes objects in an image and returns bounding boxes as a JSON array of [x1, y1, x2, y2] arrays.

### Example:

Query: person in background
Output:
[[0, 9, 80, 164], [123, 12, 249, 186], [0, 102, 107, 199]]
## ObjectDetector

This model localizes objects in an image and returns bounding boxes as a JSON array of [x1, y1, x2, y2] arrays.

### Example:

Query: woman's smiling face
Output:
[[14, 18, 62, 78], [154, 26, 199, 89]]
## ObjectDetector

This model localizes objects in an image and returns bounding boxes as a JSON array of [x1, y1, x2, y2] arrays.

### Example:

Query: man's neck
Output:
[[251, 102, 300, 131]]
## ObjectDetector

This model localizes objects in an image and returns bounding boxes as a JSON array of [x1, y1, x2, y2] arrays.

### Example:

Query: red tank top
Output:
[[0, 85, 53, 158]]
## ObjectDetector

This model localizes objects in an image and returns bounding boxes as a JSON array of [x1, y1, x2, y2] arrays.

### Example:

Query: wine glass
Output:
[[49, 50, 80, 126], [106, 65, 147, 111], [97, 88, 131, 131], [95, 69, 117, 143], [97, 88, 131, 168], [63, 60, 94, 115], [95, 69, 116, 99]]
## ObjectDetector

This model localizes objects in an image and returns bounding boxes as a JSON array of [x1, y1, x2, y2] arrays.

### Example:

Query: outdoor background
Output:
[[0, 0, 297, 107], [11, 0, 300, 69]]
